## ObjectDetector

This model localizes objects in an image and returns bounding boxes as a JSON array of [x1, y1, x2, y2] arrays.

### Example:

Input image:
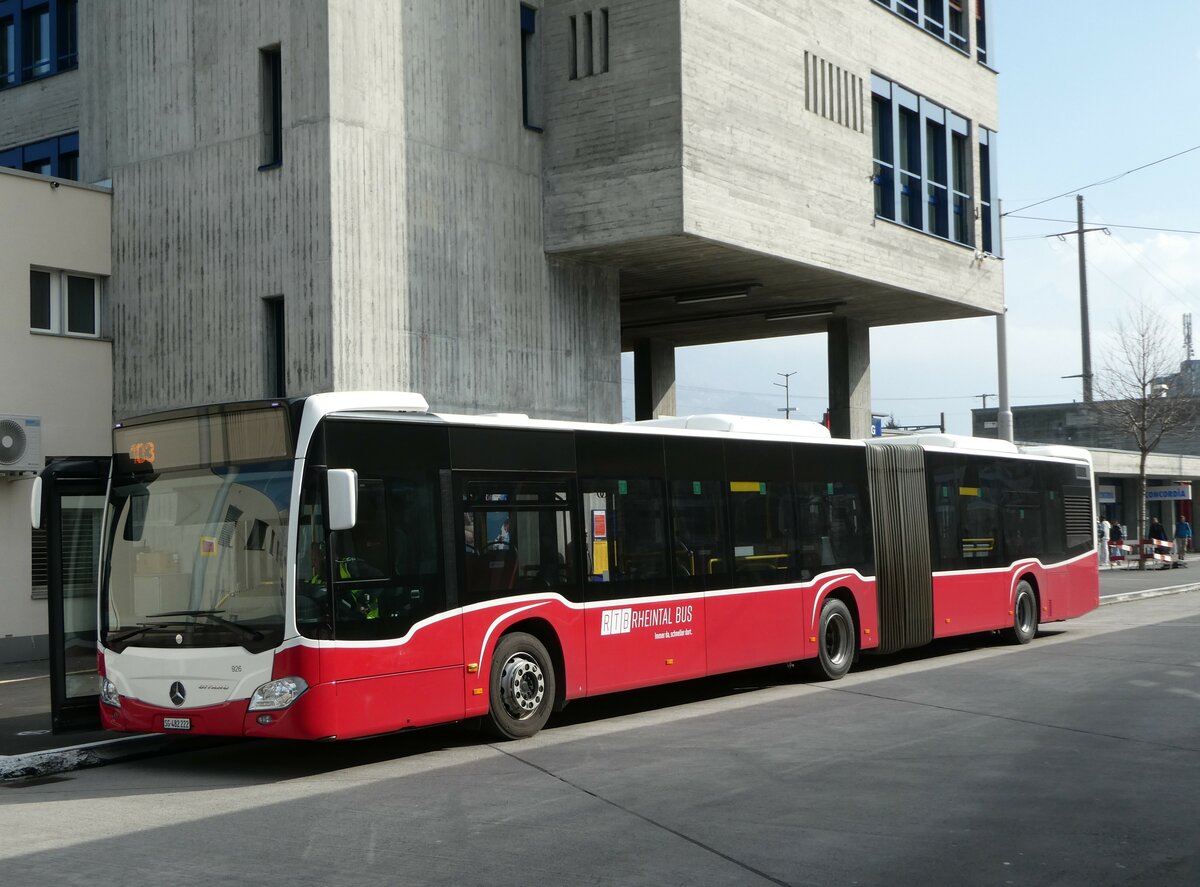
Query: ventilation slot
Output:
[[1063, 487, 1093, 550], [866, 445, 933, 654], [803, 51, 865, 133]]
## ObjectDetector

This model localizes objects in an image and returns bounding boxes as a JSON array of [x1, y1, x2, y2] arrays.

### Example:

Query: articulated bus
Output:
[[86, 392, 1098, 741]]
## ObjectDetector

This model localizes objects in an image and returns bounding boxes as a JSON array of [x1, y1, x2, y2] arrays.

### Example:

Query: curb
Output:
[[0, 733, 175, 782], [1099, 583, 1200, 605]]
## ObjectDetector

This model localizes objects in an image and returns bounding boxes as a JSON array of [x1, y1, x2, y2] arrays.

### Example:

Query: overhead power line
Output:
[[1006, 214, 1200, 236], [1002, 142, 1200, 217]]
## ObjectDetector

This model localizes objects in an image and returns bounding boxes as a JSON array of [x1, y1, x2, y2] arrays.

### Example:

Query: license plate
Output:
[[163, 717, 192, 731]]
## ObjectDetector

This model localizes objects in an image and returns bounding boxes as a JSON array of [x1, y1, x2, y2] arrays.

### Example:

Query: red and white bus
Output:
[[92, 392, 1098, 741]]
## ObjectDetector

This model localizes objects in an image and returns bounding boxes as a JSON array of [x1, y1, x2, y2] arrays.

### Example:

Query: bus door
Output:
[[580, 475, 708, 694], [32, 457, 111, 732], [456, 474, 586, 696]]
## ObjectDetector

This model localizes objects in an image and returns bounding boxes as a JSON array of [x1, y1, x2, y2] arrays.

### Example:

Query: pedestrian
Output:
[[1175, 517, 1192, 563], [1109, 521, 1126, 567], [1099, 518, 1111, 567], [1149, 518, 1168, 546]]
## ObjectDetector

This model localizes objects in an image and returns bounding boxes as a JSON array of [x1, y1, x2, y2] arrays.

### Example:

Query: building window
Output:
[[259, 45, 282, 170], [569, 8, 609, 80], [1, 13, 15, 85], [874, 0, 970, 55], [0, 131, 79, 179], [264, 296, 285, 397], [30, 268, 100, 337], [979, 126, 999, 255], [520, 5, 543, 130], [56, 0, 74, 69], [976, 0, 991, 66], [872, 75, 972, 247], [0, 0, 74, 88], [21, 3, 49, 79]]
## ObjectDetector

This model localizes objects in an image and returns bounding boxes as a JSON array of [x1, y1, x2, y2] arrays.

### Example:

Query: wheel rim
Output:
[[823, 612, 851, 667], [1016, 592, 1035, 633], [499, 652, 545, 720]]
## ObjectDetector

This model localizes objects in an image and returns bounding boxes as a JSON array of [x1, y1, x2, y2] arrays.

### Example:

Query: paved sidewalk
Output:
[[3, 568, 1198, 780]]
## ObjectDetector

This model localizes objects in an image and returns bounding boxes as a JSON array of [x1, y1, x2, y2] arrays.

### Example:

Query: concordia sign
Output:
[[1146, 483, 1192, 501]]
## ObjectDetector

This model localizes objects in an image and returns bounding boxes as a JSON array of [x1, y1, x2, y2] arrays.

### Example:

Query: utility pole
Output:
[[774, 372, 797, 420], [1045, 196, 1107, 404], [1077, 195, 1093, 402], [977, 393, 997, 409]]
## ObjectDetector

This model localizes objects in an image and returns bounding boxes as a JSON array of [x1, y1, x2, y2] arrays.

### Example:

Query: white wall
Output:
[[0, 168, 111, 658]]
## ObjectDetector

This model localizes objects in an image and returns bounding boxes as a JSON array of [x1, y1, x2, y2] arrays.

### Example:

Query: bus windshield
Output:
[[102, 461, 294, 653]]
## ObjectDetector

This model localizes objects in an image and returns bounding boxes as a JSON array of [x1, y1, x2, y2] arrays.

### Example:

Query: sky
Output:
[[620, 1, 1200, 434]]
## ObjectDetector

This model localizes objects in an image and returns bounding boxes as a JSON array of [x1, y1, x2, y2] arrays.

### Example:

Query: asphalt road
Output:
[[1, 593, 1197, 887]]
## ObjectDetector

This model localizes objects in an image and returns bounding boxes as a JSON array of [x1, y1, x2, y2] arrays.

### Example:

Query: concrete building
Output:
[[0, 168, 111, 663], [5, 0, 1002, 432], [2, 1, 1004, 652]]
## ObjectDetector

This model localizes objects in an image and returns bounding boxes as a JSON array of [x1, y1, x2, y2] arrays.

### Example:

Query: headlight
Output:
[[248, 676, 309, 711], [100, 677, 121, 708]]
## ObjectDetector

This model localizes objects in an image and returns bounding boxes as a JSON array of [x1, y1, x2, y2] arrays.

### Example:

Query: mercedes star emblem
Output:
[[175, 633, 183, 645], [169, 681, 186, 706]]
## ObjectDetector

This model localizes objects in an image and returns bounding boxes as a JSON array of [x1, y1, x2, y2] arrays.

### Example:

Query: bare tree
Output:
[[1094, 304, 1200, 569]]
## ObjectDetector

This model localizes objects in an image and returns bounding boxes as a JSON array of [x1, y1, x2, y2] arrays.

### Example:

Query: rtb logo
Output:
[[599, 608, 632, 636]]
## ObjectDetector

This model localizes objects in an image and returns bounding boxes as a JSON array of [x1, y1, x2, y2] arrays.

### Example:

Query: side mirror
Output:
[[327, 469, 358, 531], [30, 476, 43, 530]]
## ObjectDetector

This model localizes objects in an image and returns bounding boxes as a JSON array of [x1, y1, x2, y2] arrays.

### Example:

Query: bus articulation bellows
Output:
[[88, 393, 1099, 741]]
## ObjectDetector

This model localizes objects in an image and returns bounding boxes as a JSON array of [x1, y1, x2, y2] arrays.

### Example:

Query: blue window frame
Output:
[[0, 0, 76, 90], [979, 127, 999, 255], [871, 75, 972, 247], [873, 0, 971, 55], [975, 0, 992, 67], [0, 131, 78, 179]]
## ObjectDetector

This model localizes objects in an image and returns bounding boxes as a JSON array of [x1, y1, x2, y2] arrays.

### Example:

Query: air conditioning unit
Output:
[[0, 415, 43, 474]]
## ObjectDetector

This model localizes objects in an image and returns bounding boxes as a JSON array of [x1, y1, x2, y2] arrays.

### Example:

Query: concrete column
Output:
[[633, 338, 677, 420], [827, 318, 871, 439]]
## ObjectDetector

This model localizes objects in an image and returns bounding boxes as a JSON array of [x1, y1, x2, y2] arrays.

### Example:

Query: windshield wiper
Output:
[[106, 621, 191, 646], [148, 610, 266, 642]]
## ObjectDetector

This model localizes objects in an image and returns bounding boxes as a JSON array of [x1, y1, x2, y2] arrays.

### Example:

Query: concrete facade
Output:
[[4, 0, 1001, 434], [76, 0, 620, 423], [541, 0, 1001, 435], [0, 169, 111, 662]]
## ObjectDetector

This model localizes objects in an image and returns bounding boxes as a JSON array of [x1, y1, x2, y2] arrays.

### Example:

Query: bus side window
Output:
[[331, 479, 389, 579], [729, 480, 797, 586], [581, 478, 671, 597], [668, 479, 729, 591]]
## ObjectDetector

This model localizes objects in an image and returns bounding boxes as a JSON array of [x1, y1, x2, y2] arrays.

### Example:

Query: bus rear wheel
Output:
[[809, 598, 855, 681], [486, 632, 555, 740], [1008, 580, 1038, 645]]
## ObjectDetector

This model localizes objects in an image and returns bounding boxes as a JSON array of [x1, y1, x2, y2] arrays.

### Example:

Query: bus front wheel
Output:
[[486, 632, 556, 740], [809, 598, 855, 681], [1008, 581, 1038, 645]]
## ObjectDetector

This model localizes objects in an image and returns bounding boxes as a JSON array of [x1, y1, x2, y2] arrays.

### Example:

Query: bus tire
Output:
[[1008, 580, 1038, 645], [809, 598, 855, 681], [486, 632, 555, 740]]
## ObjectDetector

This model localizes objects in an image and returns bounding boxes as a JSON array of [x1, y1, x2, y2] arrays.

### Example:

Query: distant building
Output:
[[972, 400, 1200, 455]]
